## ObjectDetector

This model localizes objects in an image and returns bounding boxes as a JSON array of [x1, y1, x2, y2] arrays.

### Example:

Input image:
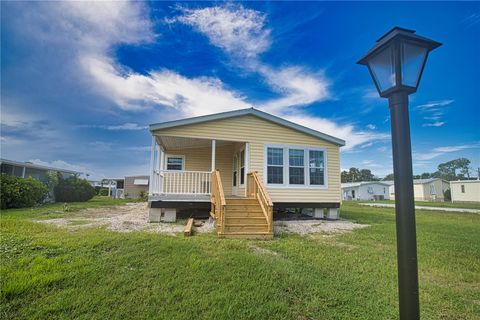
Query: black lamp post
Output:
[[357, 27, 441, 320]]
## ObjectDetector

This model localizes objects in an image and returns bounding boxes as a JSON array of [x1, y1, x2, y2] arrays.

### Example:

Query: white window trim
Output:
[[165, 154, 185, 171], [264, 144, 328, 189]]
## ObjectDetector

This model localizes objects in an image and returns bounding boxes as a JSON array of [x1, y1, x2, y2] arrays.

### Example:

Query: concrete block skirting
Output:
[[148, 207, 178, 222], [149, 208, 162, 223], [314, 208, 325, 219], [163, 208, 177, 222], [327, 208, 339, 220]]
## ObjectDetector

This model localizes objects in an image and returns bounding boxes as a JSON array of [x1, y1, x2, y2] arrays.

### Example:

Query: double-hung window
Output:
[[267, 147, 284, 184], [266, 146, 326, 187], [309, 150, 325, 186], [166, 155, 184, 171], [289, 149, 305, 185]]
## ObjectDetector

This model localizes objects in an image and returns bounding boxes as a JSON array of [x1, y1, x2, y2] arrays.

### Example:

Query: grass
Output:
[[1, 198, 479, 319], [362, 199, 480, 210]]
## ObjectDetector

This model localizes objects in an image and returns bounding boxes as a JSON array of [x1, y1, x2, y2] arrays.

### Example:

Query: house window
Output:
[[265, 146, 326, 187], [240, 150, 245, 185], [166, 156, 184, 171], [309, 150, 325, 186], [289, 149, 305, 184], [461, 185, 465, 193], [267, 147, 283, 184], [367, 186, 374, 194]]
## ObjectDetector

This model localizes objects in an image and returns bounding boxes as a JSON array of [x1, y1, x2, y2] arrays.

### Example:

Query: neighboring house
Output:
[[101, 178, 125, 199], [124, 175, 149, 199], [450, 180, 480, 203], [147, 108, 345, 238], [341, 181, 390, 201], [0, 158, 81, 181], [384, 178, 450, 201]]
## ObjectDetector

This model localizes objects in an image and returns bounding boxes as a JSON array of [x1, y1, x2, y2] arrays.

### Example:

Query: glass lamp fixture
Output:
[[357, 27, 441, 97]]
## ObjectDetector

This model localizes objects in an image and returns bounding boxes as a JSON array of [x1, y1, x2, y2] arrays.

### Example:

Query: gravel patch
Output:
[[36, 203, 366, 237], [273, 219, 368, 236], [35, 203, 212, 235]]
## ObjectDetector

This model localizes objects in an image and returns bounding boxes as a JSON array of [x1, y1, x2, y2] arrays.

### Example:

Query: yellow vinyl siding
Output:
[[154, 114, 341, 203]]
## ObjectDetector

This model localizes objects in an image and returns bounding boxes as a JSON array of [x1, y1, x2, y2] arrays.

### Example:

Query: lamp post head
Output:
[[357, 27, 442, 98]]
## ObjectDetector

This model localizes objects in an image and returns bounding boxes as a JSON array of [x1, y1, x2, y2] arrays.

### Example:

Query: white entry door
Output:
[[232, 154, 239, 195]]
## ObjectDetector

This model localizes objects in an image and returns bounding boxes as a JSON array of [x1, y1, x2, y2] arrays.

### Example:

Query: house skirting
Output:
[[148, 200, 340, 221]]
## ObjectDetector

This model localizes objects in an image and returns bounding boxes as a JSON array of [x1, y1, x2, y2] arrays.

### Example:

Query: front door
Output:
[[232, 154, 238, 195]]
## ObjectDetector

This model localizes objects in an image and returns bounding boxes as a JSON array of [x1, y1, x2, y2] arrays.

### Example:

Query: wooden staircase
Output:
[[211, 171, 273, 239]]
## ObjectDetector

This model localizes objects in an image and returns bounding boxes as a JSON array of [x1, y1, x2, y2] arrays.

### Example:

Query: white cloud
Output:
[[259, 66, 330, 112], [416, 99, 454, 110], [366, 124, 376, 130], [174, 5, 330, 111], [78, 123, 148, 131], [416, 99, 453, 127], [414, 143, 480, 161], [282, 114, 390, 151], [422, 121, 445, 127], [81, 55, 251, 115], [175, 5, 271, 58]]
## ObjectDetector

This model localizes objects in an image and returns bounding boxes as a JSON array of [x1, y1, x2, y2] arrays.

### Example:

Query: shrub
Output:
[[0, 173, 48, 209], [98, 188, 109, 196], [139, 191, 148, 201], [54, 176, 96, 202]]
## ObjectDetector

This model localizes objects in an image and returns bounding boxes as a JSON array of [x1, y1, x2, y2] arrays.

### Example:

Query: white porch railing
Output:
[[151, 170, 212, 195]]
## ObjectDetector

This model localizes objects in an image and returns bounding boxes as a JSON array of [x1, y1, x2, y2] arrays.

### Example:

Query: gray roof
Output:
[[149, 108, 345, 146], [0, 158, 82, 174], [341, 181, 391, 188]]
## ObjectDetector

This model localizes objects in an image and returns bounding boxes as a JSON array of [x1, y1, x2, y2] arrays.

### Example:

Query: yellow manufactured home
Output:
[[148, 108, 345, 238]]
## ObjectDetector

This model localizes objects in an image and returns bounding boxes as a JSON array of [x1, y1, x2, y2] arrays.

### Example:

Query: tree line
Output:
[[342, 157, 477, 183]]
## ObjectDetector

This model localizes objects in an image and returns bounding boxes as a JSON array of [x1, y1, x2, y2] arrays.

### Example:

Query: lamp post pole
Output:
[[389, 92, 420, 319], [357, 27, 441, 319]]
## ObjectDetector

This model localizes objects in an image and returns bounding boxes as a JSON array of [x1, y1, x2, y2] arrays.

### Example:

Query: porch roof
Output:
[[157, 136, 239, 150], [150, 108, 345, 147]]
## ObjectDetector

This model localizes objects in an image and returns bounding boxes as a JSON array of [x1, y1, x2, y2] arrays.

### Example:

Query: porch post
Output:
[[21, 166, 26, 178], [148, 136, 155, 195], [211, 139, 216, 171], [159, 146, 164, 193]]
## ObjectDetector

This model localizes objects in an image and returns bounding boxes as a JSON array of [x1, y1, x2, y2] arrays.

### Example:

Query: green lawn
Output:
[[360, 199, 480, 210], [1, 198, 479, 319]]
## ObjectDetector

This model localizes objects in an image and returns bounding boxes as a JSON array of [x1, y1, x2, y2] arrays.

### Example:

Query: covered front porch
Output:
[[148, 135, 249, 201]]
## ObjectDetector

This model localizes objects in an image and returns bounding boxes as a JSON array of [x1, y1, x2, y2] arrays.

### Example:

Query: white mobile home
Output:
[[341, 181, 390, 201], [147, 108, 345, 238], [385, 178, 450, 201], [450, 180, 480, 203]]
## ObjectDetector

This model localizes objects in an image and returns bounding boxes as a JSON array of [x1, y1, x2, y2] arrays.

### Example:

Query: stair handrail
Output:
[[247, 171, 273, 234], [211, 170, 226, 234]]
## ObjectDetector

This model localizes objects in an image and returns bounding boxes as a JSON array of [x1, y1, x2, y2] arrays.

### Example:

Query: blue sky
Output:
[[1, 1, 479, 180]]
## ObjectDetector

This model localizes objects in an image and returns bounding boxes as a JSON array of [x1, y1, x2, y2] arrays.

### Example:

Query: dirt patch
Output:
[[273, 219, 368, 236], [35, 203, 214, 235], [249, 244, 280, 256]]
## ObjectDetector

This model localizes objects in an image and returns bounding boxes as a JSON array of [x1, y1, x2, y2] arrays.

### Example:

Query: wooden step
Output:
[[225, 197, 257, 204], [226, 204, 262, 211], [225, 211, 265, 218], [224, 225, 269, 233], [225, 217, 267, 224], [219, 232, 273, 239]]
